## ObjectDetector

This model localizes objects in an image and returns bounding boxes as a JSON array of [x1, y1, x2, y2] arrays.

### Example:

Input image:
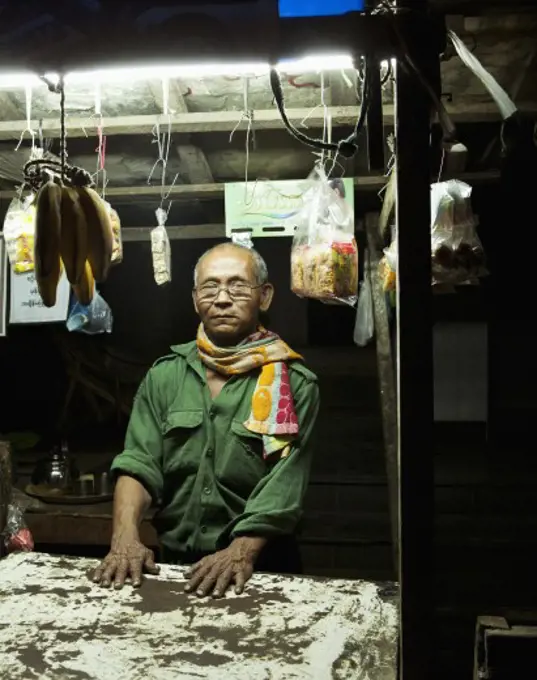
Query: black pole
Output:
[[394, 1, 436, 678]]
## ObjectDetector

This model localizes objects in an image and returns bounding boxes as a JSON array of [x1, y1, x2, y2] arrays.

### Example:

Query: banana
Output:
[[72, 260, 95, 306], [76, 187, 113, 282], [34, 180, 62, 307], [60, 186, 88, 285]]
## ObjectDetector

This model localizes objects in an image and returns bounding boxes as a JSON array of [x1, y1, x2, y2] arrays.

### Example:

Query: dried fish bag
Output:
[[151, 207, 171, 286], [290, 168, 358, 306], [430, 180, 486, 286], [2, 193, 37, 273]]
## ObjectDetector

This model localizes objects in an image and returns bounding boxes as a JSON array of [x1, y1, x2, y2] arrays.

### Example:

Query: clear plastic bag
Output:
[[66, 290, 113, 335], [151, 207, 171, 285], [353, 277, 374, 347], [106, 202, 123, 265], [290, 167, 358, 306], [430, 180, 486, 286], [3, 503, 34, 553], [2, 193, 37, 273]]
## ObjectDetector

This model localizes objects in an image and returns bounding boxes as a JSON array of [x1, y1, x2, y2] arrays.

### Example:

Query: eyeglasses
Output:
[[195, 282, 262, 302]]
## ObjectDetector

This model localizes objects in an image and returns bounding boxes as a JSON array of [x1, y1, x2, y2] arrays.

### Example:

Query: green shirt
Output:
[[110, 341, 320, 557]]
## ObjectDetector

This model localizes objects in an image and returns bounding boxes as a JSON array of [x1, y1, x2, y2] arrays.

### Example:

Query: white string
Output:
[[162, 78, 169, 116], [147, 114, 179, 217], [229, 77, 255, 207], [15, 85, 36, 152]]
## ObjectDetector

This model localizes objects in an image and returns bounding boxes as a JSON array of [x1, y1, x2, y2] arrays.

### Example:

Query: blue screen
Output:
[[279, 0, 364, 18]]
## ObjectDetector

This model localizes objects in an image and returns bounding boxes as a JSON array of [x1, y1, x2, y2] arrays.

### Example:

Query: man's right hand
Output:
[[92, 537, 160, 589]]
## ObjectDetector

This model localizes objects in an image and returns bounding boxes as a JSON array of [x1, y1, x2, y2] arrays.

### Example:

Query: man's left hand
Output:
[[184, 537, 266, 598]]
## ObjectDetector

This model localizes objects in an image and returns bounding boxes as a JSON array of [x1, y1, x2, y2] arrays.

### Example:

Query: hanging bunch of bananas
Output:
[[33, 178, 114, 308]]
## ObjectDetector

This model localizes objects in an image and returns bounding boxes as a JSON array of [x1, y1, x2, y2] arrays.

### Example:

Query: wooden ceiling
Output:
[[0, 4, 534, 238]]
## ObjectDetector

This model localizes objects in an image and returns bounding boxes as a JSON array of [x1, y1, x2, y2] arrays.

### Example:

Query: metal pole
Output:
[[394, 1, 436, 678]]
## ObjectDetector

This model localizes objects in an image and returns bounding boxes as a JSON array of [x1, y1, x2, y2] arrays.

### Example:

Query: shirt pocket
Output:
[[162, 410, 204, 475], [216, 421, 267, 495]]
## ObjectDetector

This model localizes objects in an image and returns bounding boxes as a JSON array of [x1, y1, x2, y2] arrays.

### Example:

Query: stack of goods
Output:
[[379, 179, 486, 293], [3, 181, 123, 308], [290, 170, 358, 306]]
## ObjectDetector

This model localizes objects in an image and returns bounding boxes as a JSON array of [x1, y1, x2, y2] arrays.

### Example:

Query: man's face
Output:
[[193, 247, 273, 346]]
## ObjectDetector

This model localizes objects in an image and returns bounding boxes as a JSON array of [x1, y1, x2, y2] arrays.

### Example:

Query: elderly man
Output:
[[92, 242, 320, 598]]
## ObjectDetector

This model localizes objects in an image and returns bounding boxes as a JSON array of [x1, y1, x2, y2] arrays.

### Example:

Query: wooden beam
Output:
[[176, 144, 214, 184], [121, 224, 225, 241], [0, 170, 500, 202], [0, 102, 533, 140], [365, 213, 399, 574]]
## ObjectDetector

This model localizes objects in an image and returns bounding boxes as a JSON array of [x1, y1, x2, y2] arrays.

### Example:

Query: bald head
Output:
[[193, 242, 268, 288]]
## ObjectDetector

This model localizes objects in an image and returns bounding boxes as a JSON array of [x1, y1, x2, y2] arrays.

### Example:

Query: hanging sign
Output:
[[0, 238, 7, 337], [9, 269, 70, 325], [224, 177, 355, 238]]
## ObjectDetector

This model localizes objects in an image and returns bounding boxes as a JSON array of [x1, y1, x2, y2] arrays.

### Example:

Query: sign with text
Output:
[[224, 177, 354, 237], [9, 269, 70, 325]]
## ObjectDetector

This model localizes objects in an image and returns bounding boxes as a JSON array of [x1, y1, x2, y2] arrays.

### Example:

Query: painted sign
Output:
[[225, 177, 354, 237]]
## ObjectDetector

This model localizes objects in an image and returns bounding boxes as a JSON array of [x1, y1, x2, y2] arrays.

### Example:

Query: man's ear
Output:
[[259, 283, 274, 312], [192, 290, 200, 315]]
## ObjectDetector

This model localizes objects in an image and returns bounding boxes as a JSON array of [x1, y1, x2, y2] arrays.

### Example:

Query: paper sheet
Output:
[[9, 268, 70, 324]]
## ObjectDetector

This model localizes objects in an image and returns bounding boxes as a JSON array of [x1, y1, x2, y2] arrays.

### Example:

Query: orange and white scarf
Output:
[[197, 325, 302, 458]]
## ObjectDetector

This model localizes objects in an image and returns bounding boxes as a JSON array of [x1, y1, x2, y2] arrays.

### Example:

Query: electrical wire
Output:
[[269, 55, 373, 159]]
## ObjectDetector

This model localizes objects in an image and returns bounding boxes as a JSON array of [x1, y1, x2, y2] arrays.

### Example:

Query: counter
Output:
[[0, 552, 398, 680]]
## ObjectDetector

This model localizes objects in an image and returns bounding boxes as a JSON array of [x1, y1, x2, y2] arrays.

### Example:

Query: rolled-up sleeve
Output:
[[228, 374, 320, 540], [110, 370, 165, 504]]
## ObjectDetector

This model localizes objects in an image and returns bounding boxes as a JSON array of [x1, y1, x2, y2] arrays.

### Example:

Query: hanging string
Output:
[[15, 85, 36, 152], [93, 81, 108, 198], [147, 78, 179, 217], [22, 75, 93, 192], [229, 77, 255, 207]]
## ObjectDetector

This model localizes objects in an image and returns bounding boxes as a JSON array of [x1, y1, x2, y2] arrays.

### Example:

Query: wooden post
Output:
[[394, 2, 436, 678]]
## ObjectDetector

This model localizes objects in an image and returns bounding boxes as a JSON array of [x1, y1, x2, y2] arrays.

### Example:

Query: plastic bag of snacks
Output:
[[2, 194, 37, 273], [290, 169, 358, 305], [106, 202, 123, 265], [430, 180, 486, 286], [3, 503, 34, 553], [151, 207, 171, 285]]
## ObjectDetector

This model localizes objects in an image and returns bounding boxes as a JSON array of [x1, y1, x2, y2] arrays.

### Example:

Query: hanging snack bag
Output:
[[151, 207, 171, 285], [290, 169, 358, 305], [105, 202, 123, 264], [430, 180, 486, 286], [2, 193, 37, 273]]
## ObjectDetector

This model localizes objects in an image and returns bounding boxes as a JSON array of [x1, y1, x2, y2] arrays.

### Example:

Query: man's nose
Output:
[[214, 288, 233, 305]]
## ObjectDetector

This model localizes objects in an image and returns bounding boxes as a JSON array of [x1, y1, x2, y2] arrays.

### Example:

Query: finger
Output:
[[100, 562, 117, 587], [212, 568, 233, 599], [184, 562, 211, 592], [196, 568, 220, 598], [143, 551, 160, 576], [92, 563, 106, 583], [234, 566, 252, 595], [184, 559, 204, 580], [114, 557, 131, 589]]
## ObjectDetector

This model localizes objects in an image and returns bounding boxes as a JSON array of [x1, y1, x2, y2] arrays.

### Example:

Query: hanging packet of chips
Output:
[[290, 167, 358, 306], [2, 193, 36, 273], [151, 207, 171, 285]]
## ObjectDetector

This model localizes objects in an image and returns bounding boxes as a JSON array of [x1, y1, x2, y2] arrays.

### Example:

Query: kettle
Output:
[[32, 441, 78, 491]]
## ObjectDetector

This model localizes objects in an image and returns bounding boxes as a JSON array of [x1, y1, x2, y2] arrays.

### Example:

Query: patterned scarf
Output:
[[196, 325, 303, 458]]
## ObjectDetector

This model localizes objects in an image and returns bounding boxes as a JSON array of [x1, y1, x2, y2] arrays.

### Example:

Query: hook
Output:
[[15, 85, 36, 152]]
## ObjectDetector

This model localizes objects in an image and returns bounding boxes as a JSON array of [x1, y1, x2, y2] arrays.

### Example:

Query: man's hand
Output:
[[92, 536, 160, 589], [184, 536, 267, 598]]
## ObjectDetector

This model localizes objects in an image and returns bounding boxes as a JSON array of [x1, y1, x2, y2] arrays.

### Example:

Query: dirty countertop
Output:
[[0, 552, 398, 680]]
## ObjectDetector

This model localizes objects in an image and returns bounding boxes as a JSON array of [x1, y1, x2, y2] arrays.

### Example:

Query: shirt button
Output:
[[200, 526, 207, 534], [207, 448, 213, 457], [203, 486, 211, 495]]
